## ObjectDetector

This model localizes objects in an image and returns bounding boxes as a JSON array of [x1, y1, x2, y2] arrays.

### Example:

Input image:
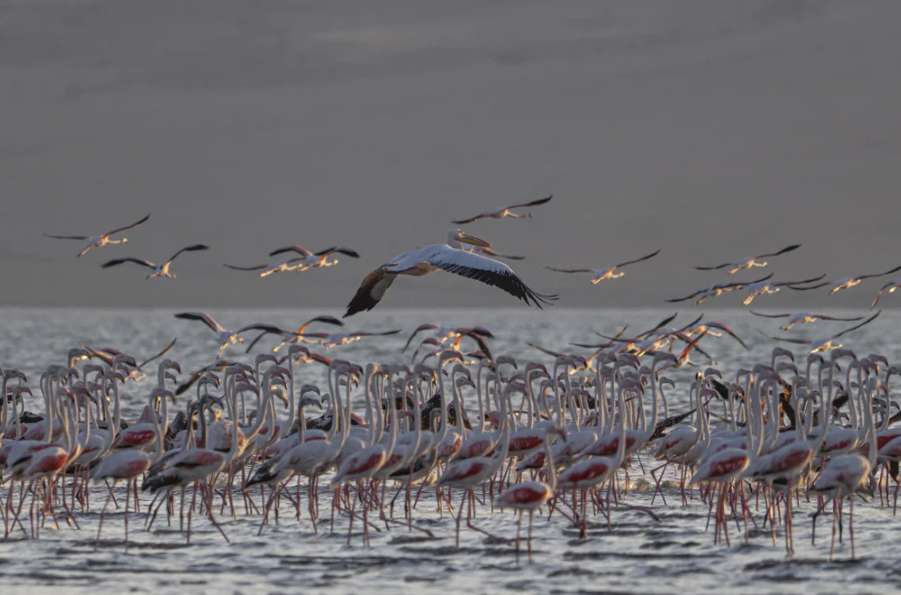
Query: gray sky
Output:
[[2, 0, 900, 312]]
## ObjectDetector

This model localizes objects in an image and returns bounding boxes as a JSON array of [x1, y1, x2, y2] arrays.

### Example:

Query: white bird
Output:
[[666, 274, 773, 306], [546, 249, 660, 284], [749, 310, 866, 331], [344, 229, 557, 317], [761, 310, 881, 353], [174, 312, 296, 356], [789, 265, 901, 295], [693, 244, 801, 275], [740, 274, 825, 306], [44, 213, 150, 257], [266, 245, 360, 271], [452, 195, 552, 224], [102, 244, 209, 279], [223, 258, 308, 277], [870, 275, 901, 308]]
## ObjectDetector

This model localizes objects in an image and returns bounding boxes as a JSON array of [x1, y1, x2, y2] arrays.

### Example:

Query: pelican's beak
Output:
[[458, 232, 492, 248]]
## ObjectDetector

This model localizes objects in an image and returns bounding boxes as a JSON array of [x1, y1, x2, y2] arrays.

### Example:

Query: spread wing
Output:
[[403, 324, 438, 352], [345, 269, 398, 317], [833, 310, 881, 339], [758, 331, 810, 345], [269, 245, 312, 257], [224, 263, 267, 271], [138, 338, 178, 370], [774, 274, 826, 287], [817, 314, 865, 322], [316, 247, 360, 258], [427, 247, 557, 308], [44, 234, 88, 240], [236, 323, 288, 335], [351, 329, 402, 337], [756, 243, 801, 259], [297, 315, 344, 333], [545, 266, 594, 274], [174, 312, 224, 333], [508, 194, 553, 210], [665, 288, 709, 302], [615, 249, 660, 269], [858, 265, 901, 280], [692, 261, 732, 271], [167, 244, 209, 264], [749, 310, 791, 319], [452, 212, 490, 225], [106, 213, 150, 236], [102, 257, 155, 269]]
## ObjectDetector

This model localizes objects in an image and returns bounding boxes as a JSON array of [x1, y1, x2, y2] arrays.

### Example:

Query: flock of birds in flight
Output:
[[2, 194, 897, 565]]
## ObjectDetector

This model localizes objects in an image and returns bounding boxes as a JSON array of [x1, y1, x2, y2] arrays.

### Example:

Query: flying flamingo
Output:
[[452, 194, 553, 224], [102, 243, 209, 279], [43, 213, 150, 257]]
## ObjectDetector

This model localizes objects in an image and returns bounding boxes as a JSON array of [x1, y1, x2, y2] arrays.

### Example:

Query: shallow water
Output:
[[1, 307, 899, 595]]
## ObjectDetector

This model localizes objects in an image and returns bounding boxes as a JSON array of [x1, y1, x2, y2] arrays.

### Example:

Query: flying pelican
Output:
[[871, 275, 901, 308], [267, 246, 360, 271], [760, 310, 881, 353], [101, 244, 209, 279], [749, 310, 866, 331], [740, 274, 826, 306], [173, 312, 297, 356], [244, 315, 345, 353], [666, 274, 773, 306], [546, 249, 660, 284], [343, 229, 557, 317], [44, 213, 150, 257], [790, 265, 901, 295], [693, 244, 801, 275], [452, 195, 553, 224]]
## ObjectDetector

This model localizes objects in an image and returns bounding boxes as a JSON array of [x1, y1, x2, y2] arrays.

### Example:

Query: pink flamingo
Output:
[[495, 422, 564, 563]]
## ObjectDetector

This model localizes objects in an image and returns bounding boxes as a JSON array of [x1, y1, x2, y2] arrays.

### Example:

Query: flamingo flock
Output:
[[2, 328, 899, 564]]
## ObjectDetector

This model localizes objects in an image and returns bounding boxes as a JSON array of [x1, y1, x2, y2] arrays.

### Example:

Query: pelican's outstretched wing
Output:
[[615, 249, 661, 269], [345, 269, 398, 317], [174, 312, 225, 333], [427, 247, 557, 308]]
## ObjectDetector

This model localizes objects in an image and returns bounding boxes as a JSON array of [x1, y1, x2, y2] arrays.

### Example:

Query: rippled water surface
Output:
[[1, 307, 900, 595]]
